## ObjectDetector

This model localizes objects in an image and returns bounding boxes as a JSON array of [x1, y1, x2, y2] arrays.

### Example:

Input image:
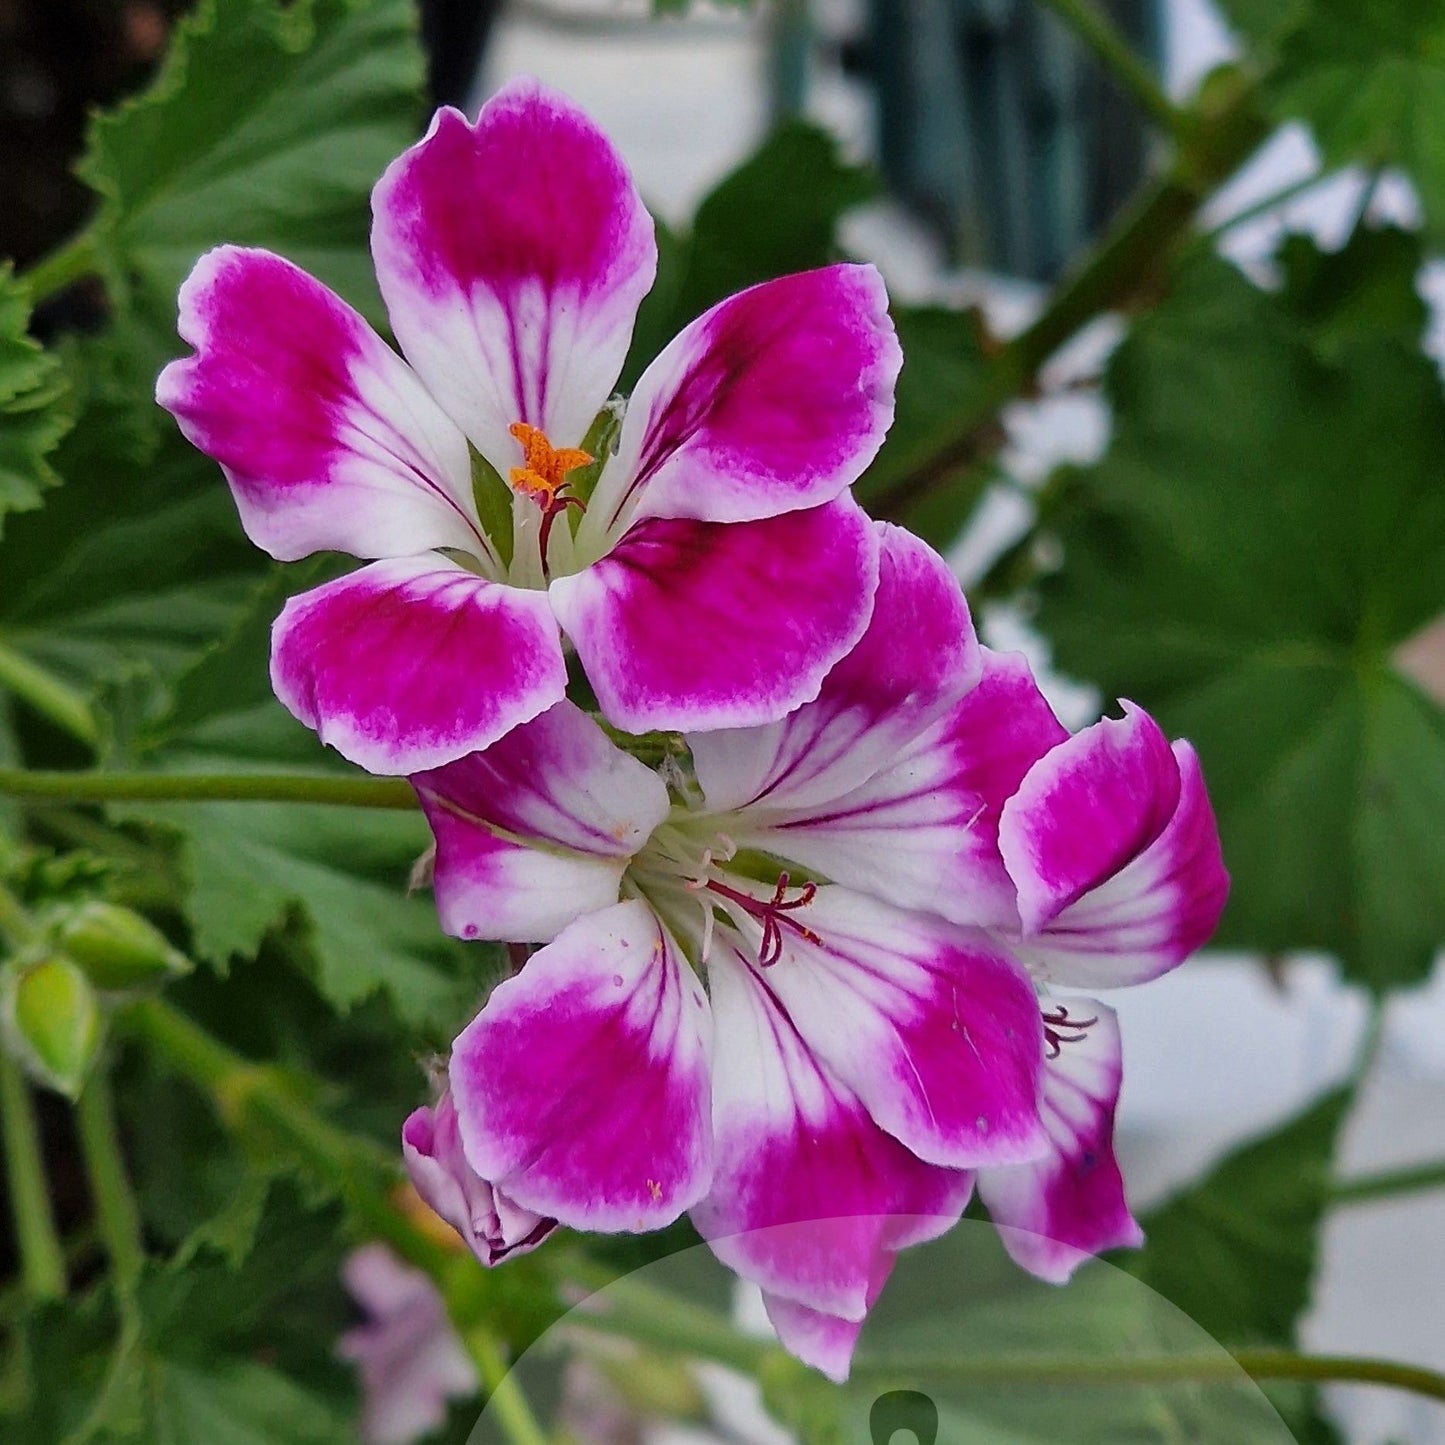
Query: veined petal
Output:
[[450, 901, 713, 1232], [976, 1001, 1142, 1283], [412, 702, 669, 943], [371, 81, 655, 469], [271, 557, 566, 775], [157, 246, 486, 564], [690, 524, 978, 816], [551, 499, 878, 734], [744, 648, 1067, 930], [692, 945, 972, 1321], [999, 703, 1183, 935], [1013, 742, 1229, 988], [758, 888, 1046, 1169], [583, 265, 900, 540], [764, 1293, 870, 1385]]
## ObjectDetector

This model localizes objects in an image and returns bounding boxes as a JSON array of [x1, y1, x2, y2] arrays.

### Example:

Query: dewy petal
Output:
[[271, 556, 567, 775], [1014, 742, 1229, 988], [692, 945, 972, 1321], [550, 499, 878, 734], [758, 888, 1046, 1169], [583, 265, 900, 540], [976, 1001, 1143, 1283], [763, 1292, 870, 1385], [371, 80, 656, 469], [402, 1095, 555, 1266], [690, 523, 978, 816], [157, 246, 486, 565], [413, 702, 668, 943], [998, 703, 1183, 935], [747, 648, 1070, 931], [450, 900, 713, 1232]]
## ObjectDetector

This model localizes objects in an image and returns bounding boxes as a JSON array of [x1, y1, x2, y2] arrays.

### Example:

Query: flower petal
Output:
[[691, 945, 972, 1320], [976, 1001, 1142, 1283], [763, 1293, 869, 1384], [413, 702, 669, 943], [998, 703, 1183, 934], [157, 246, 486, 564], [371, 80, 655, 469], [743, 648, 1068, 930], [450, 900, 713, 1232], [689, 523, 978, 816], [583, 264, 900, 538], [1014, 742, 1229, 988], [755, 888, 1046, 1169], [402, 1095, 555, 1266], [271, 557, 567, 775], [551, 499, 878, 734]]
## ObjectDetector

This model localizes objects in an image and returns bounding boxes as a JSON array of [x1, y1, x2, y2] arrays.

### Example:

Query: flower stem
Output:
[[1035, 0, 1182, 138], [466, 1328, 552, 1445], [0, 766, 416, 810], [0, 643, 99, 749], [74, 1067, 145, 1305], [0, 1050, 66, 1301], [18, 226, 103, 306], [1332, 1159, 1445, 1206]]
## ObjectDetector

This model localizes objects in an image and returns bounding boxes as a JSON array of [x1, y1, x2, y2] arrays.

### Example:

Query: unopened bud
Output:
[[4, 954, 101, 1097], [53, 901, 191, 991]]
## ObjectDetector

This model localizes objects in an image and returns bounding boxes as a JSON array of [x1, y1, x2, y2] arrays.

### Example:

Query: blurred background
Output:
[[2, 2, 1442, 1441]]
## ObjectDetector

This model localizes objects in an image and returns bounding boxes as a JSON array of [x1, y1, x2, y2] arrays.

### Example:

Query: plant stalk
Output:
[[0, 643, 99, 749], [0, 766, 416, 811], [0, 1050, 66, 1301], [74, 1067, 145, 1303]]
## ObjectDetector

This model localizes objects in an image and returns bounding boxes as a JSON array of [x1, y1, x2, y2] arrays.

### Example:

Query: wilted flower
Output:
[[408, 524, 1228, 1380], [156, 79, 898, 775]]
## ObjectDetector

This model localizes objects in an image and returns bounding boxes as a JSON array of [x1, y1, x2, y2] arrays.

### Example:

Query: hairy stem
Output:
[[0, 643, 99, 748], [466, 1328, 552, 1445], [0, 766, 417, 810], [0, 1050, 66, 1301], [18, 227, 103, 306], [74, 1068, 145, 1305]]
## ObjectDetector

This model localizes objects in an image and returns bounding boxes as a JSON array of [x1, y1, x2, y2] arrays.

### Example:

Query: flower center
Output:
[[697, 872, 821, 968], [1041, 1004, 1098, 1059], [508, 422, 592, 575]]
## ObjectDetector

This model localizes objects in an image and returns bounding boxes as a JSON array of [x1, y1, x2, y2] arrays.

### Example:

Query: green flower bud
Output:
[[4, 954, 101, 1098], [52, 901, 191, 991]]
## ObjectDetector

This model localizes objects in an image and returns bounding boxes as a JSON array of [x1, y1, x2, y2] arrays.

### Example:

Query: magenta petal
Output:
[[450, 901, 713, 1232], [551, 499, 878, 734], [372, 81, 655, 468], [270, 556, 566, 775], [764, 1293, 869, 1384], [999, 703, 1184, 935], [157, 246, 485, 564], [689, 523, 978, 816], [692, 946, 971, 1320], [1016, 742, 1230, 988], [412, 702, 668, 943], [977, 1002, 1142, 1283], [402, 1095, 555, 1266], [586, 264, 900, 536], [759, 889, 1046, 1169]]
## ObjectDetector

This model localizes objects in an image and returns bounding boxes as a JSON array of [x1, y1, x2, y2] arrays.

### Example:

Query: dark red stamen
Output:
[[1041, 1003, 1099, 1059], [537, 490, 586, 576], [706, 871, 820, 967]]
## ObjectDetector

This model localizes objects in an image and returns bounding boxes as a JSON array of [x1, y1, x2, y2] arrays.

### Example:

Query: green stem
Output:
[[19, 227, 103, 306], [0, 644, 99, 749], [466, 1328, 551, 1445], [0, 766, 416, 810], [1035, 0, 1181, 137], [0, 1050, 66, 1301], [852, 1348, 1445, 1405], [74, 1068, 145, 1304], [1332, 1159, 1445, 1206]]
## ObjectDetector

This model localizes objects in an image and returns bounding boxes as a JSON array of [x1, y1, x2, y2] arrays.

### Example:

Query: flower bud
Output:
[[3, 954, 101, 1097], [52, 901, 191, 991]]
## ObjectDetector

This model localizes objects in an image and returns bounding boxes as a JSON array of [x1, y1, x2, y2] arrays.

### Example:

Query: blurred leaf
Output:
[[1034, 240, 1445, 989], [0, 266, 71, 537]]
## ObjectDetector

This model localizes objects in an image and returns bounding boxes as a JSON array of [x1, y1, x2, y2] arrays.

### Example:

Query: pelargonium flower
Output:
[[155, 79, 898, 775], [408, 524, 1228, 1381]]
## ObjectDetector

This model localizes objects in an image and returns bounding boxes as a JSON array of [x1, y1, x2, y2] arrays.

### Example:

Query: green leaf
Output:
[[1033, 239, 1445, 989], [136, 1360, 354, 1445], [0, 266, 71, 538]]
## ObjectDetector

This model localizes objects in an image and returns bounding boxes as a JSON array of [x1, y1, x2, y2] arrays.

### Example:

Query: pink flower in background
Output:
[[338, 1244, 476, 1445], [156, 78, 898, 775], [408, 522, 1228, 1380]]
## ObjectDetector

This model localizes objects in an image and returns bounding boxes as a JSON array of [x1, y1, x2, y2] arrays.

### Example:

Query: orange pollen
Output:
[[508, 421, 592, 505]]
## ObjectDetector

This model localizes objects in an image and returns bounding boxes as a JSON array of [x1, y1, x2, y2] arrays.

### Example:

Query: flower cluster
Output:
[[161, 79, 1227, 1387]]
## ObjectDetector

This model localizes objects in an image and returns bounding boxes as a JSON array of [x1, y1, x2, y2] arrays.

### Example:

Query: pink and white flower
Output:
[[408, 521, 1228, 1379], [156, 79, 898, 775]]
